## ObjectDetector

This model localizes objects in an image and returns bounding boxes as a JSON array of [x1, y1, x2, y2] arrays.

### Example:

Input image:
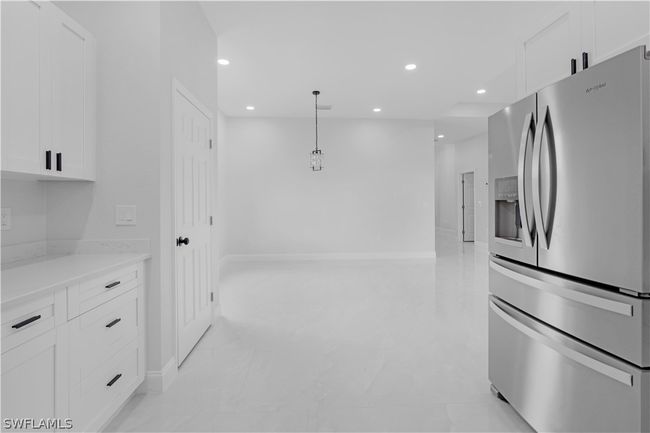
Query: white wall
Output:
[[434, 142, 456, 232], [221, 117, 436, 258], [0, 180, 47, 247], [434, 132, 489, 244]]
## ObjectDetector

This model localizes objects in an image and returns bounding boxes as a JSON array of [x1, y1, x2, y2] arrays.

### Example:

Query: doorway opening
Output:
[[461, 171, 475, 242]]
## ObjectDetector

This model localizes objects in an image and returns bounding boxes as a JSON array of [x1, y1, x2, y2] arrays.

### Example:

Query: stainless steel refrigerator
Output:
[[488, 45, 650, 432]]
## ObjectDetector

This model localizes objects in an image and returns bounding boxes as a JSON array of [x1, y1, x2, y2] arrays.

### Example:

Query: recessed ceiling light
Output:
[[373, 108, 382, 112], [404, 64, 417, 71], [217, 58, 230, 66], [437, 134, 445, 139], [476, 88, 486, 94], [245, 106, 255, 111]]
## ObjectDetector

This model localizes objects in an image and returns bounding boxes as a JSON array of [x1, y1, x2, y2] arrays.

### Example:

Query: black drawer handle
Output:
[[56, 152, 62, 172], [106, 373, 122, 387], [12, 315, 42, 329], [106, 318, 122, 328], [45, 151, 52, 170], [105, 281, 121, 289]]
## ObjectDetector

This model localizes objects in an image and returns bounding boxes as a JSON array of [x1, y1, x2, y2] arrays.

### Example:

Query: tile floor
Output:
[[106, 233, 533, 432]]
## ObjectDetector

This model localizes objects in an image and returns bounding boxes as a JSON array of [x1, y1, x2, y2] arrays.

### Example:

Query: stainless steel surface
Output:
[[536, 46, 648, 293], [490, 299, 632, 386], [491, 259, 631, 316], [488, 94, 537, 266], [517, 112, 535, 247], [490, 256, 650, 367], [531, 105, 551, 250], [489, 296, 650, 433]]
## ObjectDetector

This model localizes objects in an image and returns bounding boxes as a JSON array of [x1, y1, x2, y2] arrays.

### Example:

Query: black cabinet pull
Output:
[[106, 374, 122, 387], [45, 151, 52, 170], [176, 237, 190, 246], [106, 318, 121, 328], [12, 315, 41, 329], [570, 58, 577, 75], [105, 281, 121, 289], [582, 52, 589, 69], [56, 152, 62, 172]]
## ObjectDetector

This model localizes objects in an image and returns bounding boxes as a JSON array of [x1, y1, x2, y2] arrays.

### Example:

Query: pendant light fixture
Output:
[[310, 90, 324, 171]]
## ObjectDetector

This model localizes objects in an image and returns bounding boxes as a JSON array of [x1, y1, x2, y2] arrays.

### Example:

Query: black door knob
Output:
[[176, 237, 190, 246]]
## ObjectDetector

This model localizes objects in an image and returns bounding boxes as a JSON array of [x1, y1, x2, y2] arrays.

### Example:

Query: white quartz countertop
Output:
[[1, 253, 150, 306]]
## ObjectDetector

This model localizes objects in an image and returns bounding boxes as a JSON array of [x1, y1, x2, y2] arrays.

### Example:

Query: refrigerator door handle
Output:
[[489, 300, 633, 387], [490, 260, 633, 317], [532, 105, 549, 249], [517, 112, 535, 247]]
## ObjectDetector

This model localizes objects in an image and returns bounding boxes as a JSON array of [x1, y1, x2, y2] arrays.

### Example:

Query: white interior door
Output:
[[173, 82, 212, 366], [462, 172, 475, 242]]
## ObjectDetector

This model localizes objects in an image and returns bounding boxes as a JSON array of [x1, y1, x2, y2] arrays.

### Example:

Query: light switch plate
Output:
[[1, 208, 12, 230], [115, 205, 136, 226]]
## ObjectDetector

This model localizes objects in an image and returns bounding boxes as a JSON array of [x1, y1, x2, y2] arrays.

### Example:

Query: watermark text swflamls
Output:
[[2, 418, 73, 430]]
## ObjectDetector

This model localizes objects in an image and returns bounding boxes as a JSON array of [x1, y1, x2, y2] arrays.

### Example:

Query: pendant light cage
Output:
[[310, 90, 324, 171]]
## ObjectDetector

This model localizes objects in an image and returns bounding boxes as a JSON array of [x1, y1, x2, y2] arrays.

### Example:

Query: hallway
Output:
[[107, 233, 531, 432]]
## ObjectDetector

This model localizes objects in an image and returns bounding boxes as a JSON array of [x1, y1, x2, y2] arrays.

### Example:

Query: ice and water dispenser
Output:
[[494, 176, 522, 242]]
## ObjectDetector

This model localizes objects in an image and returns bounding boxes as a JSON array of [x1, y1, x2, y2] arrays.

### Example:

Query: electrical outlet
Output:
[[1, 208, 12, 231], [115, 205, 136, 226]]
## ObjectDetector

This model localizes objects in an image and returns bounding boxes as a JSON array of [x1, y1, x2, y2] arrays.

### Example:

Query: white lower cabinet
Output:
[[1, 328, 68, 432], [0, 260, 146, 432]]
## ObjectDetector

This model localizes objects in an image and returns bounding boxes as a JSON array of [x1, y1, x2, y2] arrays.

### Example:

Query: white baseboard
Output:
[[474, 241, 488, 252], [220, 251, 436, 268], [145, 356, 178, 393]]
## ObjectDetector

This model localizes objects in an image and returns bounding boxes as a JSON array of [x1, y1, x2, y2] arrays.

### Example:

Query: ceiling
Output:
[[200, 1, 560, 142]]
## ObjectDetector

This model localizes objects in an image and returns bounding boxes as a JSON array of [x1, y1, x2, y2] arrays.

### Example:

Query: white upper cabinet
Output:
[[1, 1, 48, 175], [1, 1, 96, 181], [516, 1, 650, 98], [515, 3, 583, 98], [582, 1, 650, 65]]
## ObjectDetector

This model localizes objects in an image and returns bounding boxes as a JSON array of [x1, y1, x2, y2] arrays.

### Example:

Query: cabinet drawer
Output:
[[70, 289, 139, 381], [71, 341, 141, 431], [489, 256, 650, 366], [68, 264, 141, 318], [1, 289, 65, 353], [489, 297, 650, 433]]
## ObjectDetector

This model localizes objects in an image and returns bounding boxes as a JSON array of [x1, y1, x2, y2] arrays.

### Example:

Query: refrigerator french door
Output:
[[535, 46, 648, 293], [488, 94, 537, 266]]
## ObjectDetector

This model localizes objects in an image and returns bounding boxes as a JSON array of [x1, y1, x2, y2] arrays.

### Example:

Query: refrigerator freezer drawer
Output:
[[490, 256, 650, 367], [489, 296, 650, 433]]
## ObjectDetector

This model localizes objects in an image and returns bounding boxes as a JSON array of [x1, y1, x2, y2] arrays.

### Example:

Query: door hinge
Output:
[[209, 216, 213, 225], [210, 292, 214, 302], [209, 139, 213, 149]]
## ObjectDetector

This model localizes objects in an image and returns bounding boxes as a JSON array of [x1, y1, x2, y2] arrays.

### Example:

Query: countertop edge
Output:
[[1, 253, 151, 308]]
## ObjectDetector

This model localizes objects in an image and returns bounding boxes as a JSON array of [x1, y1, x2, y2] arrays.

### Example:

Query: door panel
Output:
[[462, 172, 475, 242], [174, 84, 212, 366], [51, 10, 93, 179], [1, 1, 47, 174], [536, 47, 646, 292], [516, 3, 582, 97], [488, 94, 537, 265]]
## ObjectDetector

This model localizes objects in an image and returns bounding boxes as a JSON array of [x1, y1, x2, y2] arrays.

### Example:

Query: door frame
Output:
[[170, 78, 214, 366], [457, 170, 476, 242]]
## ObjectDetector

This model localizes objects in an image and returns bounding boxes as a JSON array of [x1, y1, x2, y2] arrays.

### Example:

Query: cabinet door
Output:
[[0, 1, 50, 175], [582, 1, 650, 65], [1, 328, 69, 431], [50, 8, 96, 180], [515, 3, 583, 97]]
